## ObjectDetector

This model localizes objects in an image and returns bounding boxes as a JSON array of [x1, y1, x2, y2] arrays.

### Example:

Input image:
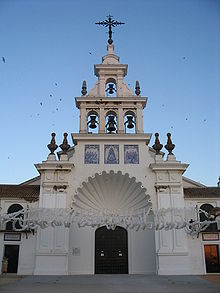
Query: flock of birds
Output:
[[28, 82, 64, 120]]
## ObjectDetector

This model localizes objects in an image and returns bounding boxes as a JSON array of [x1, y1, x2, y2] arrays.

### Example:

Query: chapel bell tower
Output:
[[75, 16, 147, 136]]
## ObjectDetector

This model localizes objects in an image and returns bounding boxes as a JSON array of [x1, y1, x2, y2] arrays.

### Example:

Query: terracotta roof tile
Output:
[[184, 187, 220, 198], [0, 185, 39, 202]]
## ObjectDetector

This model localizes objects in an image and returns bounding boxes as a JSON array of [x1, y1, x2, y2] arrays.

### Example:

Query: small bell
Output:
[[88, 115, 97, 129], [106, 83, 116, 95], [106, 115, 116, 133], [125, 116, 135, 129]]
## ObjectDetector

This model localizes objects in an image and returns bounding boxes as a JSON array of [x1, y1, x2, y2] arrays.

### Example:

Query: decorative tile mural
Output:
[[104, 145, 119, 164], [124, 145, 139, 164], [84, 145, 99, 164]]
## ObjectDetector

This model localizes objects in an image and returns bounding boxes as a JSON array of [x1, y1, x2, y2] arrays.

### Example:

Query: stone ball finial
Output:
[[135, 81, 141, 96], [165, 133, 175, 155], [47, 133, 58, 154], [152, 133, 163, 154], [81, 80, 87, 96], [59, 133, 70, 154]]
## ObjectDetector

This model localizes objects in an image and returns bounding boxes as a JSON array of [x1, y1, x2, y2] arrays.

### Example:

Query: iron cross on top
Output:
[[96, 15, 125, 44]]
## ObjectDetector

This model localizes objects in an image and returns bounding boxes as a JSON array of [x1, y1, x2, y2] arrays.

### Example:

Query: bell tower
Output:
[[75, 17, 147, 136]]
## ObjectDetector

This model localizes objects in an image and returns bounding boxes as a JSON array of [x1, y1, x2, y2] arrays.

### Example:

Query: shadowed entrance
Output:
[[95, 226, 128, 274]]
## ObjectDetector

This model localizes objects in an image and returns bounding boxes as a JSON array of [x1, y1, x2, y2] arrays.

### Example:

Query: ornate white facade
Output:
[[0, 40, 220, 276]]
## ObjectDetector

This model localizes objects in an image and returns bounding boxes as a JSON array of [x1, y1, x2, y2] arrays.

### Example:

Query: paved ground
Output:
[[0, 274, 220, 293]]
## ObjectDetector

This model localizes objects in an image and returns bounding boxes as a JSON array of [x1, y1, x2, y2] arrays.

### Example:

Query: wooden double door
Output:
[[95, 226, 128, 274]]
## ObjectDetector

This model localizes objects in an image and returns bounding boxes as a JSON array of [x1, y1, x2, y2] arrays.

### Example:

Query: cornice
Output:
[[71, 133, 152, 145]]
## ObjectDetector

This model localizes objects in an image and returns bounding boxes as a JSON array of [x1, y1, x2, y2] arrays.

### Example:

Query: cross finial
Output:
[[96, 15, 125, 44]]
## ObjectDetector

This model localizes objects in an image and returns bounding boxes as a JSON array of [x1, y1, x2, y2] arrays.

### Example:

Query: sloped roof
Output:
[[0, 185, 39, 202], [184, 187, 220, 198], [182, 176, 206, 188], [19, 176, 40, 186]]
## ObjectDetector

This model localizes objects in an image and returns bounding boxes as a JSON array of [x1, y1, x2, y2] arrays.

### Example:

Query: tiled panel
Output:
[[84, 145, 100, 164], [104, 145, 119, 164], [124, 145, 139, 164]]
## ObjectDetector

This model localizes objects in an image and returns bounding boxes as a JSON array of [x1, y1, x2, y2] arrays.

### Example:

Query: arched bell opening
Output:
[[105, 78, 117, 97], [87, 111, 99, 134], [124, 111, 136, 134], [105, 111, 117, 134]]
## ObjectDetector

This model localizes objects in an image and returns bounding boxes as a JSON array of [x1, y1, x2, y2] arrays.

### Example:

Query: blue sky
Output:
[[0, 0, 219, 186]]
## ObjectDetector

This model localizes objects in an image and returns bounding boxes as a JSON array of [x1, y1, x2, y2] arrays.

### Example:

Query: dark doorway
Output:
[[4, 245, 19, 273], [95, 226, 128, 274], [204, 244, 220, 273]]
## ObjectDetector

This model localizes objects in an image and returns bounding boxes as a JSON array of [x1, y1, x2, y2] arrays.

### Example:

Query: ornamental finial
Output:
[[96, 15, 124, 44], [59, 133, 70, 154], [135, 81, 141, 96], [47, 133, 58, 154], [165, 133, 175, 155], [81, 80, 87, 96], [152, 133, 163, 154]]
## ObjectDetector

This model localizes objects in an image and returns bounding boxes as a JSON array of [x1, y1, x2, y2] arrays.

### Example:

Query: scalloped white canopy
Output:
[[72, 170, 152, 216]]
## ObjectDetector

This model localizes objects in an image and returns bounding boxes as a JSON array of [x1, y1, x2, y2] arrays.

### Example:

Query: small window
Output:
[[6, 204, 23, 231]]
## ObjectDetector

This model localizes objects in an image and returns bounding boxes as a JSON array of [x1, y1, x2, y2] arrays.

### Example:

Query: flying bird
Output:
[[40, 102, 43, 106], [89, 52, 92, 55], [2, 56, 5, 63], [50, 94, 52, 97], [59, 98, 62, 101], [55, 83, 58, 86]]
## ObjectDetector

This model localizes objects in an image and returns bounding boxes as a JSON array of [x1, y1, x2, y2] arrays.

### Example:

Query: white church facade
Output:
[[0, 31, 220, 276]]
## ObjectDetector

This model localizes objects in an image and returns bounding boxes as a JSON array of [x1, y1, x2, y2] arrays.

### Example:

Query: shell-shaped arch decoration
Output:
[[72, 170, 152, 216]]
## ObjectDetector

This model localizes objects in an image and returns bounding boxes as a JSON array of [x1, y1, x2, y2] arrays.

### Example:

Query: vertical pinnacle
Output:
[[47, 133, 58, 154], [59, 133, 70, 154], [81, 80, 87, 96], [165, 133, 175, 155], [152, 133, 163, 154], [135, 81, 141, 96]]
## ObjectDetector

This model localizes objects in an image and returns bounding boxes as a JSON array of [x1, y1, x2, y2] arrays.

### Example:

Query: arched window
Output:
[[6, 204, 23, 231], [105, 78, 117, 97], [105, 111, 117, 134], [124, 111, 136, 134], [87, 111, 99, 134], [200, 204, 218, 232]]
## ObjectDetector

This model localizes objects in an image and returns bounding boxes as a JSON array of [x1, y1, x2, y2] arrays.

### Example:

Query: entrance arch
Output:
[[95, 226, 128, 274]]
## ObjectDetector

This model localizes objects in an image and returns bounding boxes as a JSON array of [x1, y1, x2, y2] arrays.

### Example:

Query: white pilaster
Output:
[[34, 158, 74, 275], [150, 155, 190, 274]]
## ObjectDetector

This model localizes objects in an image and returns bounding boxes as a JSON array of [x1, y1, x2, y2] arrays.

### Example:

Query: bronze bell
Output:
[[107, 115, 116, 132], [88, 115, 97, 129], [106, 83, 116, 95], [125, 116, 135, 129]]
